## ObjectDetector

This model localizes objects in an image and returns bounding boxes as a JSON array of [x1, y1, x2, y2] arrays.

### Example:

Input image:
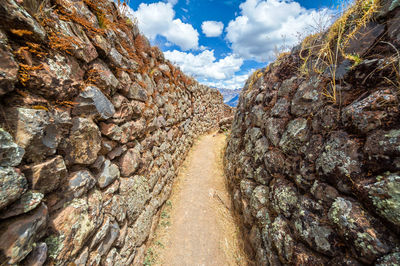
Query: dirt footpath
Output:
[[144, 133, 249, 266]]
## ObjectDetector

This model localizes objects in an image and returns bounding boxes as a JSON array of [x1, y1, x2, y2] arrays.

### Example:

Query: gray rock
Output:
[[0, 191, 43, 219], [120, 176, 149, 222], [328, 198, 392, 264], [22, 242, 47, 266], [378, 0, 400, 17], [240, 179, 257, 200], [278, 76, 298, 97], [0, 0, 46, 41], [0, 128, 24, 167], [264, 149, 285, 174], [376, 252, 400, 266], [269, 216, 295, 263], [73, 86, 116, 119], [0, 166, 27, 210], [271, 98, 290, 117], [0, 204, 48, 264], [365, 172, 400, 226], [108, 48, 124, 68], [4, 108, 57, 163], [269, 178, 299, 219], [342, 89, 398, 134], [264, 117, 287, 146], [126, 82, 148, 102], [364, 129, 400, 157], [74, 247, 89, 266], [316, 131, 362, 178], [66, 170, 96, 198], [87, 60, 119, 94], [96, 220, 119, 257], [345, 22, 385, 56], [279, 118, 309, 155], [90, 216, 112, 249], [291, 77, 323, 117], [293, 198, 340, 257], [250, 185, 269, 216], [97, 160, 120, 189]]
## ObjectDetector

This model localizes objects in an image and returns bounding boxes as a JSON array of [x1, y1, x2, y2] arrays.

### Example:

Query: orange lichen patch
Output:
[[55, 100, 78, 107], [32, 105, 49, 111], [27, 42, 46, 56], [18, 63, 44, 86], [48, 32, 79, 55], [10, 29, 33, 37], [86, 68, 109, 85]]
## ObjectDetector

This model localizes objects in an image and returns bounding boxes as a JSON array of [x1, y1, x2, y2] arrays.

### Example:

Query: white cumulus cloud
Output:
[[202, 71, 253, 90], [164, 50, 243, 80], [226, 0, 332, 61], [201, 21, 224, 37], [131, 2, 199, 50]]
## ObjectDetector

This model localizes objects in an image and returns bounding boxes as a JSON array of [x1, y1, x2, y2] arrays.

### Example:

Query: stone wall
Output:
[[0, 0, 231, 265], [225, 1, 400, 265]]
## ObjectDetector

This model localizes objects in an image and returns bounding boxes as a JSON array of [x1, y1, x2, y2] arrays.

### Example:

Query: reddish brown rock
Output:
[[119, 148, 141, 177], [47, 197, 101, 263], [63, 118, 102, 165], [23, 156, 67, 194], [87, 60, 119, 95], [0, 204, 48, 264]]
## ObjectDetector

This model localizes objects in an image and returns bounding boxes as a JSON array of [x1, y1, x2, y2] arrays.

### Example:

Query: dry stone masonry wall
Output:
[[225, 1, 400, 265], [0, 0, 232, 265]]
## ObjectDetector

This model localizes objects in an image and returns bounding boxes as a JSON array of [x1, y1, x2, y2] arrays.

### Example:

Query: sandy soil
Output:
[[145, 132, 249, 266]]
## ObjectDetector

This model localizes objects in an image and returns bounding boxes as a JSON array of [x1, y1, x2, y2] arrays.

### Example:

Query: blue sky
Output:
[[125, 0, 341, 90]]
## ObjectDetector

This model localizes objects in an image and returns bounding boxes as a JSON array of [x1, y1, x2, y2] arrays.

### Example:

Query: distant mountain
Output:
[[219, 89, 241, 107], [226, 95, 239, 107]]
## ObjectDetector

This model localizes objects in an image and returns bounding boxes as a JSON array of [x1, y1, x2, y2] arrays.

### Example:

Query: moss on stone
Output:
[[45, 234, 65, 260]]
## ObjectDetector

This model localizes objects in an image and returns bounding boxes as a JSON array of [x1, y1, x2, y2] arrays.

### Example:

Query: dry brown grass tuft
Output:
[[298, 0, 381, 103]]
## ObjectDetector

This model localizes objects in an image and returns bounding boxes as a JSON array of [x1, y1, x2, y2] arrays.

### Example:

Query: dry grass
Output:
[[299, 0, 381, 103], [247, 69, 263, 91]]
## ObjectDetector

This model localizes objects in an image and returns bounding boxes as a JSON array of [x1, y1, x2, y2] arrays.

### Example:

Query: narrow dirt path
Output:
[[145, 132, 249, 266]]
